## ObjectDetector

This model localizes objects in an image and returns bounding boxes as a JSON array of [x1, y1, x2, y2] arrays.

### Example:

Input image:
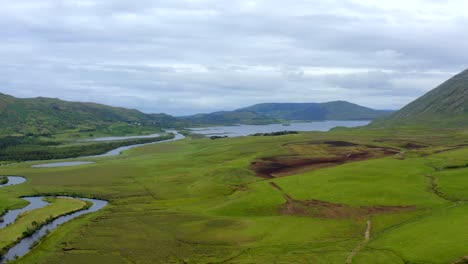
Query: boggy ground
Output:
[[251, 140, 400, 178], [269, 182, 415, 219], [1, 128, 468, 263]]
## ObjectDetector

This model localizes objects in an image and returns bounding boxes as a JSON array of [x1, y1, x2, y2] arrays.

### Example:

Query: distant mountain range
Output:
[[2, 68, 468, 137], [180, 101, 393, 126], [0, 92, 393, 137], [373, 69, 468, 128], [239, 101, 393, 121]]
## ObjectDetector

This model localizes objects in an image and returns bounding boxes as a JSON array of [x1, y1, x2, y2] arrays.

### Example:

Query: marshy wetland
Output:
[[1, 126, 468, 263], [0, 176, 107, 263], [0, 132, 187, 262]]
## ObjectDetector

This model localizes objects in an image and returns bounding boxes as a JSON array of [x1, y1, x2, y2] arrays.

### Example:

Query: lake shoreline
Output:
[[189, 120, 370, 137]]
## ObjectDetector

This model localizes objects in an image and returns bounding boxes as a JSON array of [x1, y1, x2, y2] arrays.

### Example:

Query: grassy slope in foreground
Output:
[[0, 127, 467, 263]]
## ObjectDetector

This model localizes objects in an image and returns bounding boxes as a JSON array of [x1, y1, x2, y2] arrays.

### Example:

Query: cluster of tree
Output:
[[210, 136, 228, 140], [444, 163, 468, 170], [22, 220, 43, 237], [0, 134, 174, 162], [251, 131, 299, 137], [0, 137, 60, 149], [0, 176, 8, 185]]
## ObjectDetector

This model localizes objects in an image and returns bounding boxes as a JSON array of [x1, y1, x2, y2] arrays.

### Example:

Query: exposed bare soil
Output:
[[279, 196, 415, 219], [270, 182, 415, 219], [453, 256, 468, 264], [401, 142, 429, 149], [323, 141, 360, 147], [346, 220, 371, 264], [251, 141, 400, 179]]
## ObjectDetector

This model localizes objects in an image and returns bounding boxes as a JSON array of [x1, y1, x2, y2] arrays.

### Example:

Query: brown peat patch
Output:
[[269, 182, 415, 219], [251, 141, 400, 179]]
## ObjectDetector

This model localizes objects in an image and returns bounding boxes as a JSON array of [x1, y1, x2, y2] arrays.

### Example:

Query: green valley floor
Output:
[[1, 127, 468, 264]]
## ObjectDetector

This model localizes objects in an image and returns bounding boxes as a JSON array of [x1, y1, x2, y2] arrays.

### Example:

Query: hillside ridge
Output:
[[0, 92, 393, 136], [372, 69, 468, 127]]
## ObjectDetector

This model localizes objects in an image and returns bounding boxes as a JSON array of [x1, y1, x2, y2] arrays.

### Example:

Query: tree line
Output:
[[0, 134, 174, 162]]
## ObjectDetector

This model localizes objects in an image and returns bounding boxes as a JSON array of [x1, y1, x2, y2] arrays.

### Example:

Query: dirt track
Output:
[[346, 220, 371, 264]]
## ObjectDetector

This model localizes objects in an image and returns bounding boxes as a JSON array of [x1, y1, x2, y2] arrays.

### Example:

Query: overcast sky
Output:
[[0, 0, 467, 115]]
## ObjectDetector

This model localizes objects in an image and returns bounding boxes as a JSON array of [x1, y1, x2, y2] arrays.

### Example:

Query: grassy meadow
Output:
[[0, 127, 468, 263]]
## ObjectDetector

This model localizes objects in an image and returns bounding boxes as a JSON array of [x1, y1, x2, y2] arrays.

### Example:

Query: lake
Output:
[[189, 120, 370, 137], [31, 161, 95, 168]]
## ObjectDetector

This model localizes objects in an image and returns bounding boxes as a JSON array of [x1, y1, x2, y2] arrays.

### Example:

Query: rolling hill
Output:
[[237, 101, 393, 121], [0, 93, 160, 136], [179, 101, 392, 126], [372, 69, 468, 127], [178, 111, 278, 126], [0, 92, 394, 136]]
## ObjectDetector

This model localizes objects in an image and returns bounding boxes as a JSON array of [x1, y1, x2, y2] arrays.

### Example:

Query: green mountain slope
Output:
[[0, 92, 394, 135], [179, 111, 278, 126], [372, 69, 468, 127], [0, 93, 159, 136], [237, 101, 393, 121]]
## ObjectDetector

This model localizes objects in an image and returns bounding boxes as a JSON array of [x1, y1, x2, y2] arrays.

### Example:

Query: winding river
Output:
[[31, 130, 185, 168], [0, 179, 108, 263], [0, 176, 25, 188], [87, 130, 185, 158], [0, 131, 187, 262]]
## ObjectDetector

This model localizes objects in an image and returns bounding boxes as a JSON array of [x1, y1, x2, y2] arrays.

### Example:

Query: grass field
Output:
[[0, 127, 467, 263]]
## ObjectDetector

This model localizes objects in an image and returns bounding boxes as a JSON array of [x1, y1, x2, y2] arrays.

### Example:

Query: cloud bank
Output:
[[1, 0, 467, 115]]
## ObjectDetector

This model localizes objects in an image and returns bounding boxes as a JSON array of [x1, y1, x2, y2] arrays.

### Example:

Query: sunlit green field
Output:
[[1, 128, 468, 263]]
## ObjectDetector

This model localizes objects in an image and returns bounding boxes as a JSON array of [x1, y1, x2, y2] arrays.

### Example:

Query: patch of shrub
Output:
[[251, 131, 299, 137]]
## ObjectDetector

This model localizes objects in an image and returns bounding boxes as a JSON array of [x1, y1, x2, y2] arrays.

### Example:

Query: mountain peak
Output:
[[373, 69, 468, 127]]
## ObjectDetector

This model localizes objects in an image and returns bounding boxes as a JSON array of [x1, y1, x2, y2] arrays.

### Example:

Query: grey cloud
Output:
[[0, 0, 467, 115]]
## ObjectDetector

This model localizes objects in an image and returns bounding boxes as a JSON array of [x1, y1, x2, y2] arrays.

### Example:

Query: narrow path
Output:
[[269, 182, 294, 201], [346, 220, 371, 264]]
